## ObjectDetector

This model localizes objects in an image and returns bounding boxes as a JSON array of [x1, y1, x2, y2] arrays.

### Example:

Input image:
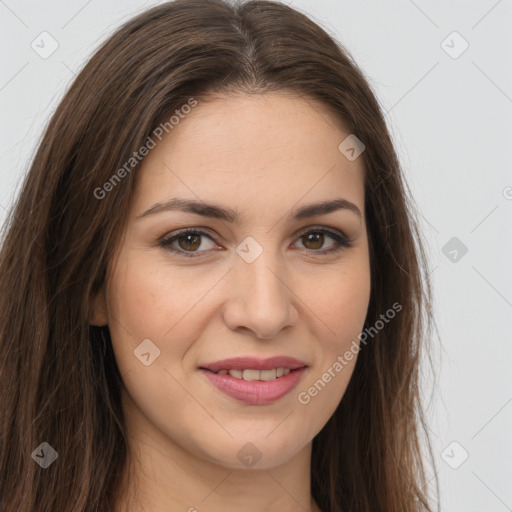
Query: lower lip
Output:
[[199, 367, 307, 405]]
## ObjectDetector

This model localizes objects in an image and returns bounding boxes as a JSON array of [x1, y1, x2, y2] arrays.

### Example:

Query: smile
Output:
[[199, 366, 307, 405], [210, 368, 292, 380]]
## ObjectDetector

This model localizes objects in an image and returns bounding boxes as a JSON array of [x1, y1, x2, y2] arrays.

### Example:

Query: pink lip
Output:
[[199, 366, 308, 405], [200, 356, 307, 372]]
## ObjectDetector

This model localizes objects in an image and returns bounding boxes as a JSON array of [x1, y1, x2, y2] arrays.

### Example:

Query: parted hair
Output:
[[0, 1, 438, 510]]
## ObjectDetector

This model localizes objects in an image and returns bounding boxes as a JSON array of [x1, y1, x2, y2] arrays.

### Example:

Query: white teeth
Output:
[[220, 367, 292, 381], [242, 369, 260, 381], [259, 369, 277, 381]]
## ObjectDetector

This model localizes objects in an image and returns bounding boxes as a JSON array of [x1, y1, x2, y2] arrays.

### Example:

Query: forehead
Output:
[[131, 92, 365, 222]]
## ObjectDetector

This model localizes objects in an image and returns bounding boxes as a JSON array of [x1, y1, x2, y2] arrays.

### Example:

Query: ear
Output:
[[89, 285, 108, 326]]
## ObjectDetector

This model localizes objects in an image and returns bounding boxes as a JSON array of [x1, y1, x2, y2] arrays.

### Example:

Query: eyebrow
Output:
[[136, 197, 362, 222]]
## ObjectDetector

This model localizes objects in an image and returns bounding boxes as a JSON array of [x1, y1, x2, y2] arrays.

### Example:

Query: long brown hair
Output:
[[0, 1, 439, 510]]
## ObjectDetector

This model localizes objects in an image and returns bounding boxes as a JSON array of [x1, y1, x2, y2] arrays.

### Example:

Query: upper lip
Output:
[[200, 356, 308, 372]]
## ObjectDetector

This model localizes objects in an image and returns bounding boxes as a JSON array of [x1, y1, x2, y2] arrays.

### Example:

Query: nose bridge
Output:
[[223, 239, 296, 338], [240, 250, 283, 302]]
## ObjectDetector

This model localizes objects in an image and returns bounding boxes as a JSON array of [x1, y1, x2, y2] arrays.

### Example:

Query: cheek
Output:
[[106, 251, 225, 379], [294, 257, 370, 422], [107, 251, 202, 338], [105, 253, 180, 372], [304, 257, 371, 351]]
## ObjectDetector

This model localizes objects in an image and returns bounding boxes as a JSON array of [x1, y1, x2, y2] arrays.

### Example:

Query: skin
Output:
[[91, 92, 371, 512]]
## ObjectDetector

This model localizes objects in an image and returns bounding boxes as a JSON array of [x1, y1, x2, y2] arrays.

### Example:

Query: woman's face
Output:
[[92, 92, 371, 470]]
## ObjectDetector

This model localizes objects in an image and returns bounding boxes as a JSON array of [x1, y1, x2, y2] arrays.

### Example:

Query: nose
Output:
[[222, 249, 299, 340]]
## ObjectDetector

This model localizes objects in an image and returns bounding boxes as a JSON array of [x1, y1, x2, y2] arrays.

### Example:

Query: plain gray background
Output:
[[1, 1, 511, 510]]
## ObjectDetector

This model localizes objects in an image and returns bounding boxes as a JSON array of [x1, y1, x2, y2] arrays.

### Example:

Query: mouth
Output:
[[201, 367, 302, 381], [198, 356, 308, 405], [199, 355, 307, 373]]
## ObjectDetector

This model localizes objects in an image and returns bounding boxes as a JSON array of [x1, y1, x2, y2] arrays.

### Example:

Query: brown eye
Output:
[[301, 232, 325, 250], [160, 226, 352, 259], [159, 229, 217, 257], [176, 233, 202, 251], [293, 227, 352, 255]]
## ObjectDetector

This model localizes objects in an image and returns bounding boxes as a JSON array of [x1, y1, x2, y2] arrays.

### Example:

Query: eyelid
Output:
[[159, 224, 352, 258], [291, 225, 352, 254], [294, 224, 350, 241]]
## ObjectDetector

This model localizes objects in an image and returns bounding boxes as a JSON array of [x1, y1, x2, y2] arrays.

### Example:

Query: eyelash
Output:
[[158, 226, 353, 258]]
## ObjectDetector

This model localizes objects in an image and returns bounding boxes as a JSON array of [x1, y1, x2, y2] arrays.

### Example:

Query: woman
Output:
[[0, 1, 438, 510]]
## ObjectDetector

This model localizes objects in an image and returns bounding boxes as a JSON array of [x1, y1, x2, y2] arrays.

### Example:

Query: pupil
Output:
[[177, 232, 326, 252], [179, 234, 200, 251], [305, 232, 323, 250]]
